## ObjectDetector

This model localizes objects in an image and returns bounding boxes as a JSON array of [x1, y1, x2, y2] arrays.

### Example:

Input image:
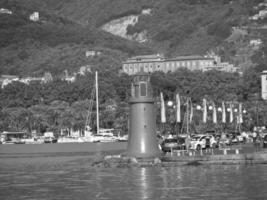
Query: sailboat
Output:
[[83, 71, 118, 143], [58, 71, 118, 143]]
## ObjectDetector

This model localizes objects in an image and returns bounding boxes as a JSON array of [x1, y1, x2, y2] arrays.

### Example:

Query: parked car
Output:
[[263, 135, 267, 148], [44, 137, 57, 143], [190, 135, 217, 150], [161, 136, 186, 152]]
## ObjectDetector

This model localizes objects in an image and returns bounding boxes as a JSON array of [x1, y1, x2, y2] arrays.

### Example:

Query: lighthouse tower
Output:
[[127, 72, 161, 158], [262, 70, 267, 100]]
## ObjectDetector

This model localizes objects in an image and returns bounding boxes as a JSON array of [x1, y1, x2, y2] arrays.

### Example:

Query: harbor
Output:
[[1, 1, 267, 199]]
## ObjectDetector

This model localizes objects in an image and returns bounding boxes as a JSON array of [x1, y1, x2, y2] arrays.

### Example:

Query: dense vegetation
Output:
[[0, 67, 266, 135]]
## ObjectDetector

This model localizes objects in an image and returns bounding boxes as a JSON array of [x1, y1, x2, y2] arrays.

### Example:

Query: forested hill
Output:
[[0, 0, 153, 76], [6, 0, 261, 54], [0, 0, 266, 76]]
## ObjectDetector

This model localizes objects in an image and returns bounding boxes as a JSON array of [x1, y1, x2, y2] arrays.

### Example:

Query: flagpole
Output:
[[186, 98, 189, 135], [96, 71, 99, 135]]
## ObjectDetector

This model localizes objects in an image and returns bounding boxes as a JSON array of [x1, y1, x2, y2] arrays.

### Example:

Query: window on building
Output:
[[140, 82, 147, 97]]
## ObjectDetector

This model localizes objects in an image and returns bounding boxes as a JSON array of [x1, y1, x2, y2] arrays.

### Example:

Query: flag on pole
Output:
[[189, 99, 193, 123], [160, 92, 166, 123], [222, 101, 226, 123], [229, 103, 233, 123], [176, 94, 181, 123], [213, 102, 217, 124], [239, 103, 243, 124], [203, 98, 207, 123]]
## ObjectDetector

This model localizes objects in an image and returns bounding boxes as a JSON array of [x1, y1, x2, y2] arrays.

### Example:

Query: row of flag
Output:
[[160, 92, 244, 124]]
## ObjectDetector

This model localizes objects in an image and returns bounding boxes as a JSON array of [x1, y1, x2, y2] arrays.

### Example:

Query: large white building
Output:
[[262, 70, 267, 100], [122, 54, 237, 75]]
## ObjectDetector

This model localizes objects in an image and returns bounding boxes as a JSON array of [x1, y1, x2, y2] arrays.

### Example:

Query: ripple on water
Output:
[[0, 145, 267, 200]]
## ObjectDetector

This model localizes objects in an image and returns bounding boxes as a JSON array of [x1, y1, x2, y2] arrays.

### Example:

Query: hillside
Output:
[[11, 0, 258, 54], [0, 0, 153, 76], [0, 0, 266, 76]]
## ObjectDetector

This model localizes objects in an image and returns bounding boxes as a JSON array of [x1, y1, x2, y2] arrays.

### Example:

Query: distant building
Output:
[[259, 10, 267, 18], [0, 8, 12, 14], [78, 65, 91, 75], [0, 75, 19, 88], [29, 12, 39, 22], [61, 65, 92, 82], [0, 75, 46, 88], [43, 72, 53, 83], [249, 6, 267, 20], [62, 70, 75, 83], [250, 39, 263, 46], [85, 50, 101, 58], [20, 77, 44, 84], [141, 9, 151, 15], [122, 54, 237, 75], [261, 70, 267, 100]]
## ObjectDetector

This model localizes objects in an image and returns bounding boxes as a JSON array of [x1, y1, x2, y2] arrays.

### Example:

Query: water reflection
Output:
[[140, 167, 148, 199], [1, 147, 267, 200]]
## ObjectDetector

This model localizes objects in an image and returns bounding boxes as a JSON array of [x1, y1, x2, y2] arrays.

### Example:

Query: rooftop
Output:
[[167, 55, 214, 61], [129, 54, 164, 60]]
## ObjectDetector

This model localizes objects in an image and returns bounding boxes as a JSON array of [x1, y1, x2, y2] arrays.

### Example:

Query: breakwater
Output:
[[94, 150, 267, 168]]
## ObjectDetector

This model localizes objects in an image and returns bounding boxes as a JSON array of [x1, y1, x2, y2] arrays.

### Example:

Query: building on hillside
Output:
[[250, 39, 263, 46], [29, 12, 39, 22], [0, 75, 47, 88], [20, 77, 44, 84], [122, 54, 237, 75], [0, 8, 12, 14], [43, 72, 53, 83], [62, 70, 76, 83], [261, 70, 267, 100], [78, 65, 91, 75], [259, 10, 267, 19], [0, 75, 19, 88], [85, 50, 102, 58], [250, 38, 263, 50]]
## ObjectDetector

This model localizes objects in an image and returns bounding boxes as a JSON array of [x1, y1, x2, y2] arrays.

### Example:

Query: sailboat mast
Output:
[[96, 71, 99, 135]]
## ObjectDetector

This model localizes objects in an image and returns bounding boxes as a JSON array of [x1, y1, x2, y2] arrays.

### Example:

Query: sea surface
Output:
[[0, 143, 267, 200]]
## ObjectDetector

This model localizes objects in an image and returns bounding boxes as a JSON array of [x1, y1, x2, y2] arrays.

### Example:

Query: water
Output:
[[0, 143, 267, 200]]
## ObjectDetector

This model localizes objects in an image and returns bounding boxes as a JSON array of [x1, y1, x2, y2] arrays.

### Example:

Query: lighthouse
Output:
[[127, 71, 161, 158]]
